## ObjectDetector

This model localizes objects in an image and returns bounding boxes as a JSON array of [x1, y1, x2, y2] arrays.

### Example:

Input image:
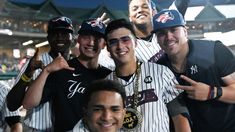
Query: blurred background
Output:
[[0, 0, 235, 82]]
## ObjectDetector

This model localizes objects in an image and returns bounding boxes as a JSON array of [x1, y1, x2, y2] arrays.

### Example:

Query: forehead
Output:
[[129, 0, 150, 7], [89, 91, 123, 106], [107, 28, 132, 39]]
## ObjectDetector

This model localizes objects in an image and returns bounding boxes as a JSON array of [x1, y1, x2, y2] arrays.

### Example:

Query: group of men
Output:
[[2, 0, 235, 132]]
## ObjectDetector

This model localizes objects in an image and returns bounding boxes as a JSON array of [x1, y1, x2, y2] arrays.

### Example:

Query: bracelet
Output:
[[21, 73, 31, 83], [210, 86, 215, 99], [207, 86, 212, 100], [214, 87, 223, 100]]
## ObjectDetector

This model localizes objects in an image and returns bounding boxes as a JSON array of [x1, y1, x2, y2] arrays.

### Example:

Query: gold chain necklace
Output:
[[113, 62, 143, 131]]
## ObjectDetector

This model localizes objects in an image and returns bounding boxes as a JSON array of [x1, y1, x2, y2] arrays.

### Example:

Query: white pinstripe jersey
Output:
[[15, 52, 53, 131], [106, 62, 182, 132], [135, 34, 163, 62], [0, 81, 20, 130]]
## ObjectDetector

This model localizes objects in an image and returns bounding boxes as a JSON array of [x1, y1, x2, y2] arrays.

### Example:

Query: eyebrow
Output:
[[92, 105, 123, 108]]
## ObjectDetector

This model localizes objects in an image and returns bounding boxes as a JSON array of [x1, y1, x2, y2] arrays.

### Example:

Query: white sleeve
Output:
[[162, 66, 182, 103]]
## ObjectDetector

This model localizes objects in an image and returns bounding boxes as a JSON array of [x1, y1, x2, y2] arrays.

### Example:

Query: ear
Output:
[[101, 39, 106, 49], [183, 27, 188, 37]]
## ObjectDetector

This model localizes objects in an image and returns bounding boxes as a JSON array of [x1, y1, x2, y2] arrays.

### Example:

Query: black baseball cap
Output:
[[77, 18, 106, 38], [47, 16, 74, 33]]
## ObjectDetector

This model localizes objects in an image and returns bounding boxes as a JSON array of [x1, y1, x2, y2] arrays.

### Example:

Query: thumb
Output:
[[58, 52, 62, 57], [32, 48, 39, 60]]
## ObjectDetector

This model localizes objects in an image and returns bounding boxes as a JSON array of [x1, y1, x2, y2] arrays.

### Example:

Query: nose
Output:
[[88, 36, 95, 45], [101, 110, 112, 121], [165, 30, 173, 40], [137, 7, 144, 13]]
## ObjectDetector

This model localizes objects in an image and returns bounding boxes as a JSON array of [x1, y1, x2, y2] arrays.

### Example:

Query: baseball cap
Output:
[[47, 16, 74, 33], [77, 18, 106, 38], [152, 9, 186, 32]]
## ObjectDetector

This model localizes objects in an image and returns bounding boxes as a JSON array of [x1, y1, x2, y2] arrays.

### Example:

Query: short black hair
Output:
[[105, 18, 136, 41], [83, 79, 126, 108]]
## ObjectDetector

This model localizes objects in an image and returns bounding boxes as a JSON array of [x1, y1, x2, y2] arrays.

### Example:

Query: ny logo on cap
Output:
[[156, 11, 174, 23], [87, 19, 104, 29]]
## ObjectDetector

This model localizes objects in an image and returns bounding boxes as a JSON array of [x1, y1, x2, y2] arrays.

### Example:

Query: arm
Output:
[[7, 49, 43, 111], [172, 114, 191, 132], [167, 95, 191, 132], [9, 122, 22, 132], [5, 116, 22, 132], [22, 54, 74, 109], [218, 72, 235, 103], [175, 74, 235, 103]]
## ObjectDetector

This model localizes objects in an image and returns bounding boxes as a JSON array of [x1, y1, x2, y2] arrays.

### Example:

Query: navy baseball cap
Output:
[[77, 19, 106, 38], [48, 16, 74, 33], [152, 9, 186, 32]]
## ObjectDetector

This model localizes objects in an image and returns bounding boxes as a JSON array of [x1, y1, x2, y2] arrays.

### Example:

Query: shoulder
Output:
[[98, 65, 112, 76], [141, 62, 171, 73]]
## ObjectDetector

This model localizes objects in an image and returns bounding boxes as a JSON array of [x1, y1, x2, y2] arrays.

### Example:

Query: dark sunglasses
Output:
[[108, 35, 133, 46]]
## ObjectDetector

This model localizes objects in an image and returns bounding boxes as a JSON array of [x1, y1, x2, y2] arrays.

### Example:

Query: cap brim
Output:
[[78, 30, 104, 38], [49, 27, 74, 33]]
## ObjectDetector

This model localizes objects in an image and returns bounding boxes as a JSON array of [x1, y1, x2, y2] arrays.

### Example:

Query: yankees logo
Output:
[[156, 11, 174, 23], [67, 80, 86, 98], [87, 19, 104, 29], [144, 76, 152, 83]]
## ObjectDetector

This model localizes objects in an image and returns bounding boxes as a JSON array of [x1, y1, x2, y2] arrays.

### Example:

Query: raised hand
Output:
[[44, 53, 74, 74], [97, 12, 110, 25], [25, 48, 43, 77], [175, 75, 210, 101]]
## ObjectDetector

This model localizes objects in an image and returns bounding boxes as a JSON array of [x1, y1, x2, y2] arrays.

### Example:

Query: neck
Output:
[[115, 58, 137, 77], [77, 56, 99, 69], [133, 23, 152, 38]]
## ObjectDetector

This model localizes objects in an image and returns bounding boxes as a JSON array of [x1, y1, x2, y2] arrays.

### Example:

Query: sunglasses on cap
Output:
[[51, 16, 72, 25]]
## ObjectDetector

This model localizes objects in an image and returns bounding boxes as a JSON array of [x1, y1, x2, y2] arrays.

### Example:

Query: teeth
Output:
[[117, 51, 126, 55], [101, 123, 112, 127], [57, 43, 64, 46]]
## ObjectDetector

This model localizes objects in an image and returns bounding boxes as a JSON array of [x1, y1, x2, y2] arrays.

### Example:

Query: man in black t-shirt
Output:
[[22, 19, 111, 131], [152, 9, 235, 132]]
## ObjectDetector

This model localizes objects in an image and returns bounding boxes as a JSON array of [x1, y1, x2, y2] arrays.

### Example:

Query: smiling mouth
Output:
[[136, 14, 147, 19]]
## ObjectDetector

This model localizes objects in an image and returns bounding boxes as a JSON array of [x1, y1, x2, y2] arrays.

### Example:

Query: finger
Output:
[[103, 18, 110, 25], [180, 75, 197, 85], [175, 84, 194, 91], [58, 52, 62, 57], [65, 67, 75, 71], [32, 48, 39, 60], [99, 12, 107, 21]]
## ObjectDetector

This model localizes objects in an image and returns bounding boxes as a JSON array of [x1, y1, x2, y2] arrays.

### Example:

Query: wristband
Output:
[[207, 86, 212, 100], [214, 87, 223, 100], [21, 73, 31, 83], [207, 85, 215, 100]]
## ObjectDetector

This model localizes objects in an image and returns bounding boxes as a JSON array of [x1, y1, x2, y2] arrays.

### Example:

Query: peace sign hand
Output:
[[175, 75, 210, 101]]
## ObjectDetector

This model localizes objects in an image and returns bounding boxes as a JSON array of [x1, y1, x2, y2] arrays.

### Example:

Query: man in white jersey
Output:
[[104, 19, 191, 132], [0, 81, 22, 132], [6, 16, 74, 131], [128, 0, 189, 62]]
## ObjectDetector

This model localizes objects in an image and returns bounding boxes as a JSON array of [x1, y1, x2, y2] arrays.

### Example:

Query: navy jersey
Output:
[[157, 40, 235, 132], [40, 58, 111, 131]]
